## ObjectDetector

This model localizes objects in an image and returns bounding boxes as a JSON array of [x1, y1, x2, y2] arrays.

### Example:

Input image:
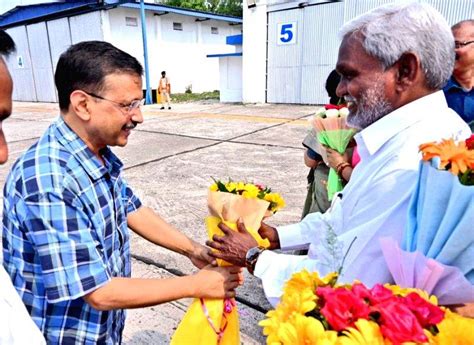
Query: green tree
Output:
[[164, 0, 242, 17]]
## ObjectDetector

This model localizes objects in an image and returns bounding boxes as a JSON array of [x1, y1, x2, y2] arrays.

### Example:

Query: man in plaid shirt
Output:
[[2, 41, 240, 344]]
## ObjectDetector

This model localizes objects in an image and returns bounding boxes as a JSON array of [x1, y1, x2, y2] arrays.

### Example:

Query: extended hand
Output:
[[192, 265, 241, 299], [206, 220, 258, 267], [325, 147, 349, 170], [258, 222, 280, 250], [188, 242, 216, 269]]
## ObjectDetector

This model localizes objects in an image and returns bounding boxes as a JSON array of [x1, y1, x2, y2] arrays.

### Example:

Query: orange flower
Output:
[[420, 139, 474, 175]]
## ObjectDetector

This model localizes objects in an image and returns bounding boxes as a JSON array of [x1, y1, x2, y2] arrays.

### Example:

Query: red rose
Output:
[[324, 104, 347, 110], [375, 300, 428, 344], [316, 286, 371, 331], [466, 134, 474, 150], [368, 284, 397, 305], [402, 292, 445, 328]]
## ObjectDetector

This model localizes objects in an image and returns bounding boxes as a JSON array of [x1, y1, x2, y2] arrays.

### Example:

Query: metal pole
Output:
[[140, 0, 152, 104]]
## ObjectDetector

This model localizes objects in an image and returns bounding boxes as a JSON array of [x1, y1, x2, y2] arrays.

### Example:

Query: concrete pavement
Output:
[[1, 100, 322, 344]]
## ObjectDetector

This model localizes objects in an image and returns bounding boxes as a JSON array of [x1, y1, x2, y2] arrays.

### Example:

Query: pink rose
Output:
[[316, 286, 371, 331]]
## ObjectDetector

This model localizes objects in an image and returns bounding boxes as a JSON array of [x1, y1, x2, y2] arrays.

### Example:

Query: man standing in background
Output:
[[443, 20, 474, 130], [158, 70, 171, 110]]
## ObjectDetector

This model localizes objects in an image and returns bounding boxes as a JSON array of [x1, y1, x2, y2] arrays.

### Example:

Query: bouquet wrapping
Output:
[[260, 270, 474, 344], [171, 180, 285, 344], [311, 105, 355, 200], [382, 136, 474, 305]]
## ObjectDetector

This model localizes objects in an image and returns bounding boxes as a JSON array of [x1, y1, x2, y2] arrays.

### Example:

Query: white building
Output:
[[242, 0, 473, 104], [0, 0, 242, 102]]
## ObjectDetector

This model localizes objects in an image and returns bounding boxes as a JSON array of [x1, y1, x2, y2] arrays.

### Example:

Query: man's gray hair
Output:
[[339, 2, 454, 90]]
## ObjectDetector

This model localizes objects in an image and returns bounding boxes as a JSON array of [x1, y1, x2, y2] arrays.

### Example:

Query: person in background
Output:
[[0, 29, 46, 344], [443, 19, 474, 130], [158, 70, 171, 110], [302, 70, 343, 217], [2, 41, 239, 343]]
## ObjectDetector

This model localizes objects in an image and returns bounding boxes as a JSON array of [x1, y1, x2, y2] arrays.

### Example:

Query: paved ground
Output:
[[1, 100, 322, 344]]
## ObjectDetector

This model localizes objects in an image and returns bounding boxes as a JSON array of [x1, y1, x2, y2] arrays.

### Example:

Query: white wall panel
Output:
[[300, 2, 344, 104], [47, 18, 72, 72], [267, 8, 304, 103], [5, 26, 37, 102], [70, 11, 104, 44], [26, 22, 57, 102]]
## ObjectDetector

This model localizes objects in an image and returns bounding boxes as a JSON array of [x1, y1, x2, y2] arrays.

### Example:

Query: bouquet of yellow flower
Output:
[[260, 270, 474, 344], [171, 179, 285, 345]]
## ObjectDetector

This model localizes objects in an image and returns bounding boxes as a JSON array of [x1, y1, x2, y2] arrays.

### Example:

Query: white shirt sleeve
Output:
[[0, 267, 46, 344]]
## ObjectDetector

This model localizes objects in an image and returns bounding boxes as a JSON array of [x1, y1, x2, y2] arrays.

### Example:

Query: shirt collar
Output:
[[355, 91, 448, 156], [53, 116, 124, 181], [444, 77, 462, 91]]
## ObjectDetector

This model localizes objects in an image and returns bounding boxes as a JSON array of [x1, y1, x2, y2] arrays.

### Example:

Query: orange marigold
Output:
[[420, 139, 474, 175]]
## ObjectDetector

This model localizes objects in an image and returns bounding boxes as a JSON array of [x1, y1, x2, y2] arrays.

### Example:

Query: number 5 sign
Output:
[[277, 22, 297, 45]]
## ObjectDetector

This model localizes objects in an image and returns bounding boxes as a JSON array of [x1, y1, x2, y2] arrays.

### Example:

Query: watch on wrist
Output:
[[245, 246, 266, 275]]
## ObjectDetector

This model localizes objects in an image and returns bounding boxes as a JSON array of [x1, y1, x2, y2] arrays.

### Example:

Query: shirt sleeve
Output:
[[254, 251, 326, 307], [19, 191, 111, 303], [277, 211, 327, 251], [122, 183, 142, 214]]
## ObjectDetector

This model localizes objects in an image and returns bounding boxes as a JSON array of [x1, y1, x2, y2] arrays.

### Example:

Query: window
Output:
[[125, 17, 138, 27], [211, 27, 219, 35], [173, 22, 183, 31]]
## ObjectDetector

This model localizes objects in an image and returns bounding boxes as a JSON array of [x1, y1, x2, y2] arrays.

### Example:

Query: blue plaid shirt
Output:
[[443, 77, 474, 127], [2, 116, 142, 344]]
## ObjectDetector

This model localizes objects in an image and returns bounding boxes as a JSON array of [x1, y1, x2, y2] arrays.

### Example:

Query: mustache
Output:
[[344, 95, 356, 103], [123, 122, 138, 130]]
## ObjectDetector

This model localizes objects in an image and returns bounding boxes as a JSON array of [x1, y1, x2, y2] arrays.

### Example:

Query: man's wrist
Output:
[[245, 246, 266, 275]]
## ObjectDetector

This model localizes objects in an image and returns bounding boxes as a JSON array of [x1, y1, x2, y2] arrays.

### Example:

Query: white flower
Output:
[[325, 109, 339, 118], [338, 107, 349, 117]]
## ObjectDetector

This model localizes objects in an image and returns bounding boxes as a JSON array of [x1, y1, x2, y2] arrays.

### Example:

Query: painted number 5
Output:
[[278, 22, 297, 45]]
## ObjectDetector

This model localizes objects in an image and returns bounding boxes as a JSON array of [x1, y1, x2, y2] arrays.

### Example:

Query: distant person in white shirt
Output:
[[158, 70, 171, 110], [207, 2, 471, 306], [0, 30, 45, 344]]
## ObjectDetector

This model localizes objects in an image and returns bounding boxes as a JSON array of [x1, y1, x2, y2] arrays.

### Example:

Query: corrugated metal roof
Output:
[[0, 1, 100, 28], [0, 0, 242, 29]]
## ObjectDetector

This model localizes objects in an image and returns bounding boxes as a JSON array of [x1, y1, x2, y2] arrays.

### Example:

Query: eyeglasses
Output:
[[454, 40, 474, 49], [84, 91, 145, 113]]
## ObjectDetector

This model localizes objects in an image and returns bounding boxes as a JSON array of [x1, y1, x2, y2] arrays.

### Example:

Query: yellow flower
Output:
[[225, 181, 237, 192], [283, 270, 337, 299], [276, 314, 337, 345], [264, 192, 286, 212], [428, 309, 474, 344], [236, 181, 246, 192], [337, 319, 386, 345], [242, 183, 260, 198], [209, 183, 218, 191], [281, 289, 317, 315]]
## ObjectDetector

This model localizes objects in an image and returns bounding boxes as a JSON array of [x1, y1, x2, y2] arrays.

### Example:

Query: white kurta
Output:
[[254, 91, 471, 306], [0, 266, 45, 344]]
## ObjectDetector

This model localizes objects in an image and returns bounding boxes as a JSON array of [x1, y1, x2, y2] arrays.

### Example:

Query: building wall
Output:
[[242, 4, 267, 103], [243, 0, 473, 105], [5, 11, 104, 102], [106, 7, 241, 93]]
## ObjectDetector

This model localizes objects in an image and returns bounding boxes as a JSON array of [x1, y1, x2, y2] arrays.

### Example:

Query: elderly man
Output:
[[207, 2, 471, 306], [443, 20, 474, 129], [0, 30, 46, 345], [2, 41, 240, 343]]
